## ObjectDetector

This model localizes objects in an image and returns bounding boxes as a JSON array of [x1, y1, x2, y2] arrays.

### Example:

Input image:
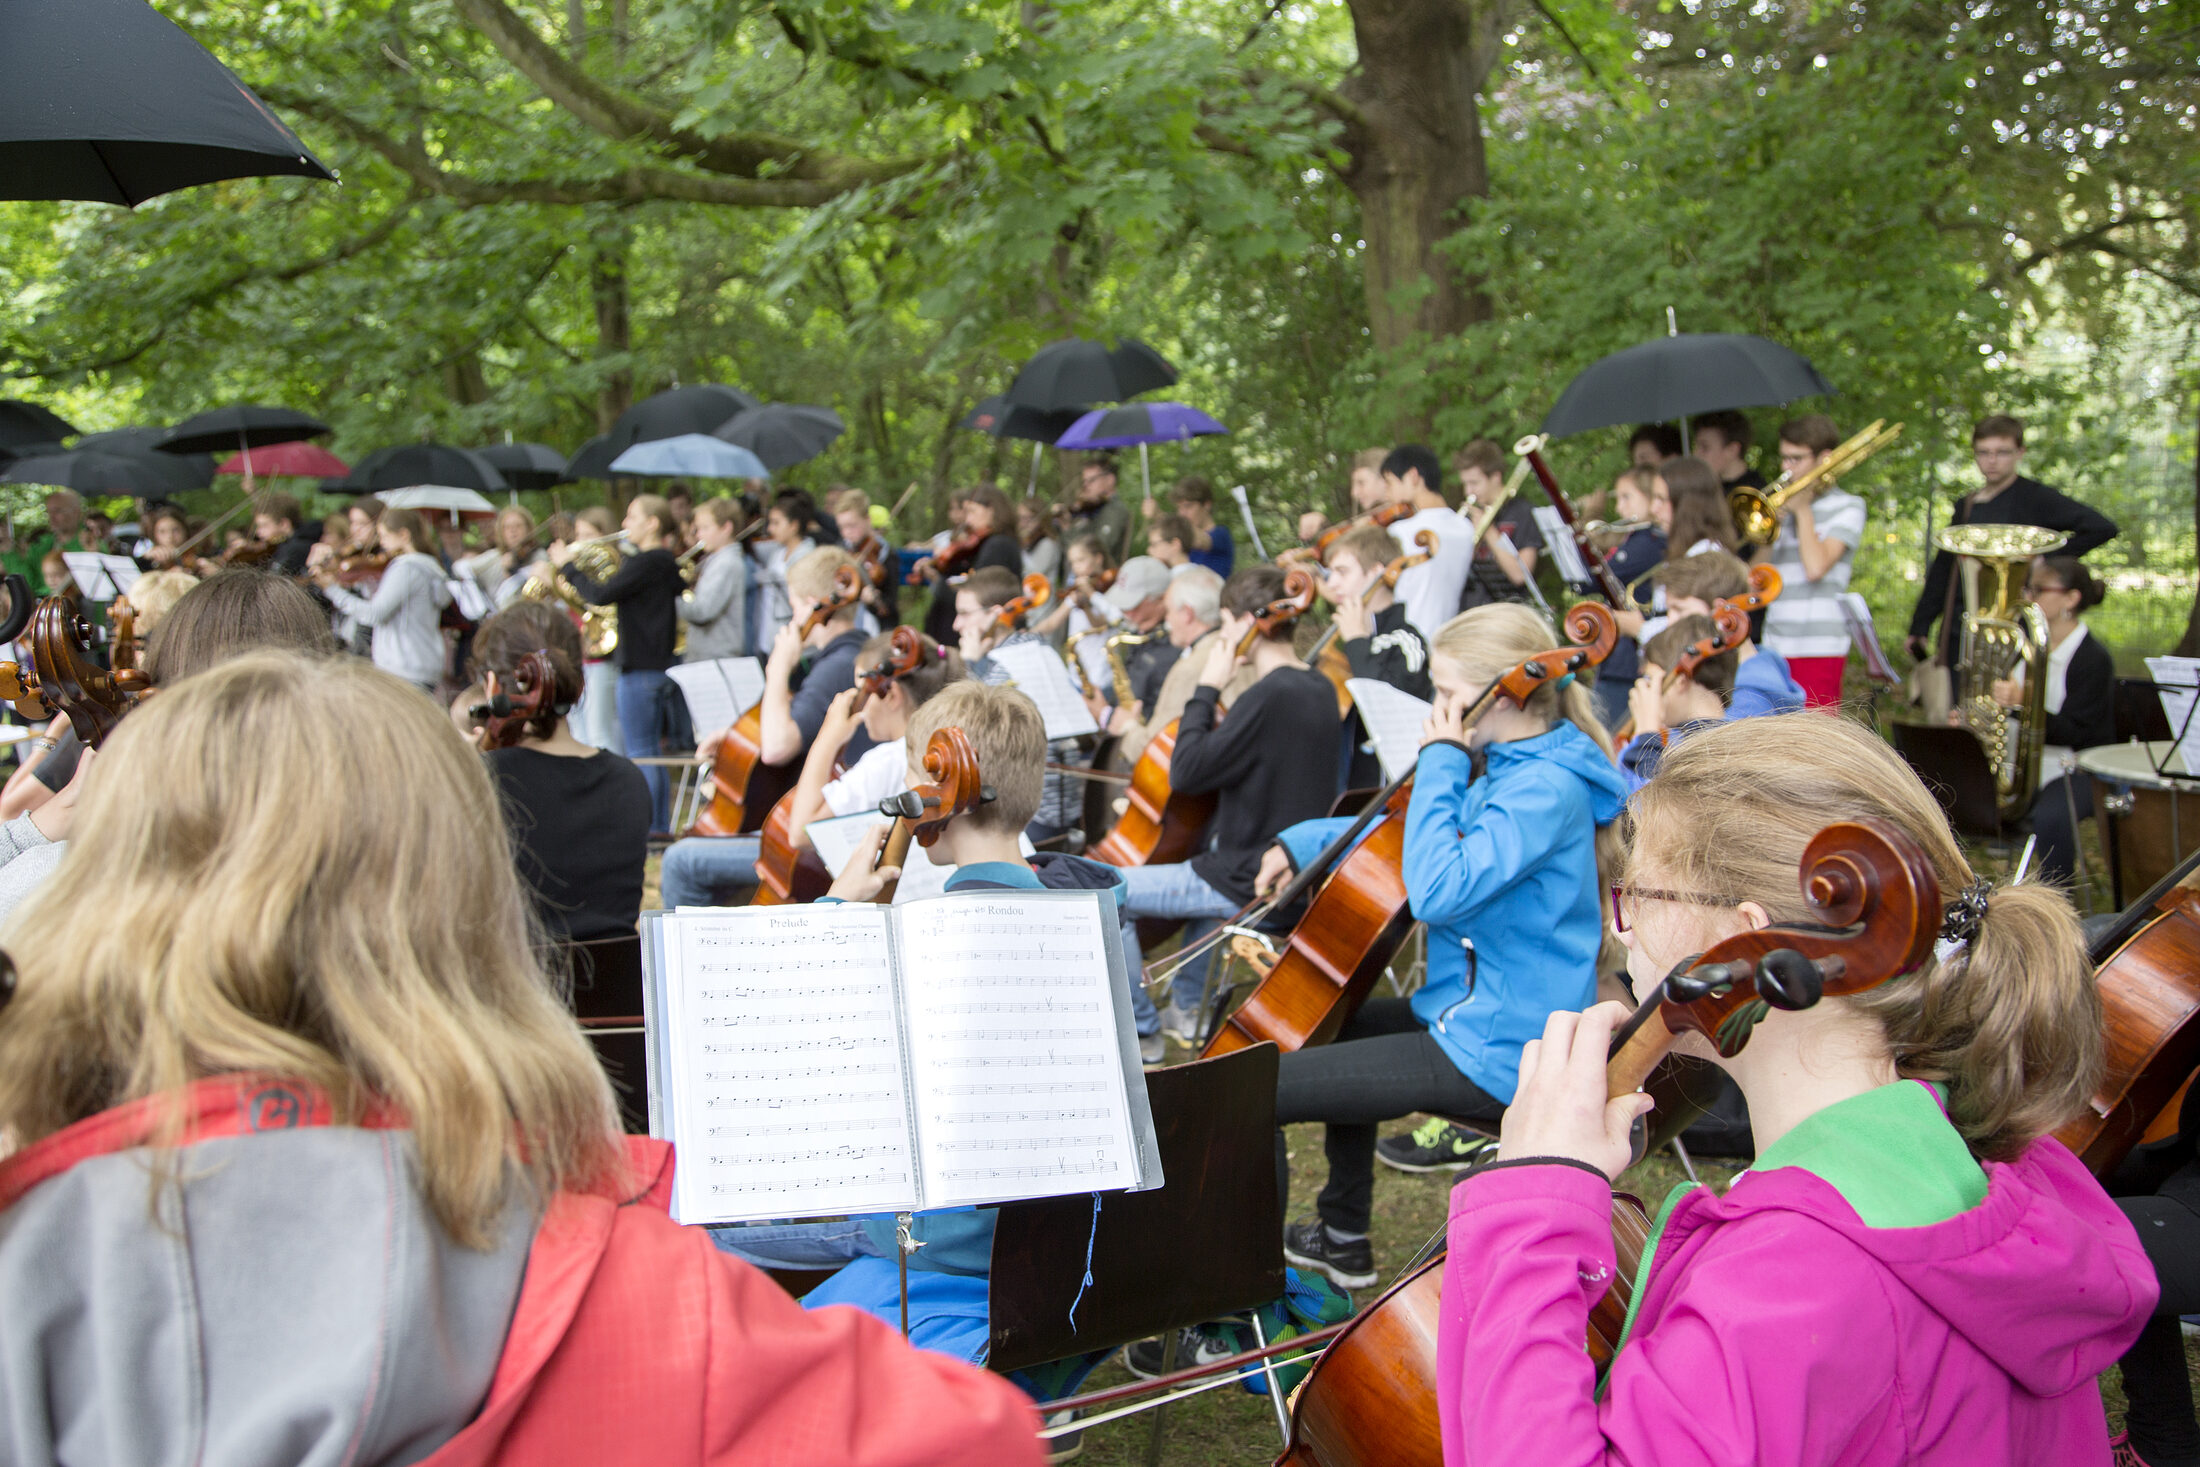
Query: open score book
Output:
[[642, 891, 1162, 1226]]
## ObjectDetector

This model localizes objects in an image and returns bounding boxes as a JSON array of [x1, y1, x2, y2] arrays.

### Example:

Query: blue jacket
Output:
[[1618, 647, 1809, 789], [1402, 724, 1627, 1101]]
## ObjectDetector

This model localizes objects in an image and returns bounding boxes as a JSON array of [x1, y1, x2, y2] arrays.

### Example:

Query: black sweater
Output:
[[562, 547, 684, 671], [2045, 627, 2116, 753], [488, 747, 653, 940], [1908, 477, 2120, 650], [1172, 664, 1343, 903]]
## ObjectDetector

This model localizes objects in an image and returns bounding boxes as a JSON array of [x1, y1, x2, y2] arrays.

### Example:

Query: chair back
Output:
[[553, 932, 648, 1133]]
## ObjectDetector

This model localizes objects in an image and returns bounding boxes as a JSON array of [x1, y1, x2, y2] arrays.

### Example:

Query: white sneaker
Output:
[[1139, 1031, 1166, 1065], [1158, 1003, 1197, 1044]]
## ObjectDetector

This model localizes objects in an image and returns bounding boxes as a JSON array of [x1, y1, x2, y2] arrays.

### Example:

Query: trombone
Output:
[[1731, 419, 1904, 546]]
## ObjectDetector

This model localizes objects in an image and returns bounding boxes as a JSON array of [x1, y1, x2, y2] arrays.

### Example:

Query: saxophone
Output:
[[1102, 628, 1159, 711], [1939, 522, 2068, 822]]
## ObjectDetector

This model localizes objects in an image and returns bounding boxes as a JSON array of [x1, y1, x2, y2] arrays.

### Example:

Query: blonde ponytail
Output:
[[1632, 713, 2101, 1160]]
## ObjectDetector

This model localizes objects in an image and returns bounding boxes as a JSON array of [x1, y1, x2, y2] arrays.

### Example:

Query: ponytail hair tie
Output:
[[1934, 877, 1993, 964], [1551, 672, 1576, 694]]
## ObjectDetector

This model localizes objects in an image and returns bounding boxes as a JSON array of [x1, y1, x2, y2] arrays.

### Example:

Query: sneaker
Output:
[[1123, 1321, 1239, 1379], [1041, 1409, 1083, 1463], [1138, 1031, 1166, 1065], [1158, 1003, 1198, 1044], [1282, 1216, 1377, 1291], [1377, 1117, 1496, 1173]]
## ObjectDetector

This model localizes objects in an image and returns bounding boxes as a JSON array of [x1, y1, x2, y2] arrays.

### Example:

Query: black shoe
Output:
[[1282, 1216, 1377, 1290], [1376, 1117, 1497, 1173], [1123, 1321, 1239, 1379]]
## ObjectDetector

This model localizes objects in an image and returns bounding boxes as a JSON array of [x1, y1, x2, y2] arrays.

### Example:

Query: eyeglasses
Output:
[[2024, 582, 2068, 597], [1610, 882, 1741, 933]]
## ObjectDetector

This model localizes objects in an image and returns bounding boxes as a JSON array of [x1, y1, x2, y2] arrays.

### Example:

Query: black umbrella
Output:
[[345, 443, 507, 493], [1003, 337, 1178, 411], [2, 0, 333, 206], [712, 403, 845, 470], [474, 441, 568, 491], [157, 405, 332, 455], [1541, 333, 1836, 439], [959, 395, 1085, 445], [2, 447, 212, 497], [561, 433, 620, 483], [609, 384, 760, 449], [0, 400, 79, 451]]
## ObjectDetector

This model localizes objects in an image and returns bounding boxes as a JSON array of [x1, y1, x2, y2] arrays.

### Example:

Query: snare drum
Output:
[[2078, 741, 2200, 908]]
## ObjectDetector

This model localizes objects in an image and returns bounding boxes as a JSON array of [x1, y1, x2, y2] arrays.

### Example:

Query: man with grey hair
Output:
[[1099, 565, 1256, 767]]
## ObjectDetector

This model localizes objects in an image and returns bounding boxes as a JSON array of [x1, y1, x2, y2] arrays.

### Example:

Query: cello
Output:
[[1090, 569, 1318, 870], [25, 595, 151, 748], [688, 564, 865, 837], [1273, 817, 1940, 1466], [865, 727, 990, 904], [752, 627, 932, 906], [1201, 603, 1618, 1060], [1611, 563, 1782, 745], [467, 651, 560, 752]]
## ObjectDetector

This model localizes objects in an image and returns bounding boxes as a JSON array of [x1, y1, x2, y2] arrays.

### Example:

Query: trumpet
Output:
[[1731, 419, 1904, 546]]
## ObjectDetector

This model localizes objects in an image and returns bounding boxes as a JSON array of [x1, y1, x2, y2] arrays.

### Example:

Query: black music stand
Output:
[[554, 932, 649, 1133]]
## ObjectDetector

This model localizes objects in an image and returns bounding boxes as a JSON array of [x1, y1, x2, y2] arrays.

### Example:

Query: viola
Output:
[[468, 650, 560, 752], [868, 727, 990, 904], [1202, 603, 1619, 1060], [991, 574, 1052, 632], [689, 565, 867, 838], [1611, 563, 1783, 745], [753, 627, 932, 907], [1276, 817, 1940, 1466]]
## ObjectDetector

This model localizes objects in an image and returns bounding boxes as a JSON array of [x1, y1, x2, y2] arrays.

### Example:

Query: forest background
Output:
[[0, 0, 2194, 659]]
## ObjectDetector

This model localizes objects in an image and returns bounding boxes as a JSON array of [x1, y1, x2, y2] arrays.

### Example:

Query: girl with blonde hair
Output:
[[1255, 600, 1630, 1289], [0, 651, 1040, 1466], [1438, 712, 2152, 1466]]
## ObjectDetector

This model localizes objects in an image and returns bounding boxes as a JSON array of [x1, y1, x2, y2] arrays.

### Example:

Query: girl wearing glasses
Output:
[[1439, 712, 2150, 1467], [1991, 555, 2113, 890]]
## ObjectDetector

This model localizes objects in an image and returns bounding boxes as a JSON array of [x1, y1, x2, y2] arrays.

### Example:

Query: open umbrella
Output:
[[608, 384, 760, 449], [377, 485, 498, 517], [0, 400, 78, 451], [216, 441, 348, 478], [1004, 337, 1177, 411], [157, 405, 332, 455], [346, 444, 507, 494], [2, 0, 333, 206], [475, 442, 568, 492], [2, 447, 211, 497], [712, 404, 844, 471], [608, 435, 770, 480], [1055, 402, 1229, 505], [959, 395, 1084, 445], [561, 434, 620, 483], [1541, 333, 1836, 439]]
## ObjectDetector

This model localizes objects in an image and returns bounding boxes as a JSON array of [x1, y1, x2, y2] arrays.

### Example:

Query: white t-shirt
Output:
[[822, 737, 910, 818], [1762, 488, 1867, 660], [1390, 505, 1475, 642]]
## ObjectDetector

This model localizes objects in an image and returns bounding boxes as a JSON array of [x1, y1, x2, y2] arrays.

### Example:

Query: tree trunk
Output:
[[589, 218, 634, 431], [1338, 0, 1505, 433], [2176, 387, 2200, 657]]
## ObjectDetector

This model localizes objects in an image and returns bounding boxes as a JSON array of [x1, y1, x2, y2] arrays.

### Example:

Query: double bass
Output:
[[1274, 817, 1940, 1466], [688, 565, 865, 837], [752, 627, 932, 906], [1090, 569, 1318, 870], [1202, 603, 1618, 1060]]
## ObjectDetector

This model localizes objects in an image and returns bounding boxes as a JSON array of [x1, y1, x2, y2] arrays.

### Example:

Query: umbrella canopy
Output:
[[157, 405, 332, 455], [959, 395, 1084, 445], [712, 403, 845, 470], [346, 443, 507, 494], [474, 441, 568, 491], [0, 400, 79, 451], [1541, 334, 1836, 438], [0, 0, 333, 206], [608, 384, 760, 449], [561, 433, 620, 483], [2, 447, 212, 496], [377, 485, 498, 517], [609, 434, 770, 481], [1054, 402, 1228, 450], [216, 441, 348, 478], [1004, 337, 1178, 411]]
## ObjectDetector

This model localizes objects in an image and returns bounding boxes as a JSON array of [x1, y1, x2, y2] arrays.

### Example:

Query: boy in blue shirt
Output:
[[1618, 612, 1807, 788]]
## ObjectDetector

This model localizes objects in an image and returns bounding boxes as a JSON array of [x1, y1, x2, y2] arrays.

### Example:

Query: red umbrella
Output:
[[216, 441, 348, 478]]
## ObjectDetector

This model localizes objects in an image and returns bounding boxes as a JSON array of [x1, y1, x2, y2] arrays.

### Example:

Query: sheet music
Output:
[[62, 552, 140, 602], [656, 904, 918, 1223], [897, 892, 1144, 1209], [1344, 679, 1433, 782], [2146, 656, 2200, 773], [983, 641, 1102, 739], [804, 810, 1037, 906], [668, 657, 767, 736], [1531, 507, 1592, 589], [1837, 592, 1900, 685]]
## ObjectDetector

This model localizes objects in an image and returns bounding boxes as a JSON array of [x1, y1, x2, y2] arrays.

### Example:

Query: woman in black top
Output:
[[916, 484, 1022, 644], [460, 602, 652, 940], [1994, 555, 2116, 889]]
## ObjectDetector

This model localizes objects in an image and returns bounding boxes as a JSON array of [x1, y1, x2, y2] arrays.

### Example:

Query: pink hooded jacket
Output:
[[1439, 1114, 2154, 1465]]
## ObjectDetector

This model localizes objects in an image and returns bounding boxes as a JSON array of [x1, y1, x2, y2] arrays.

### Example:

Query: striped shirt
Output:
[[1762, 488, 1866, 659]]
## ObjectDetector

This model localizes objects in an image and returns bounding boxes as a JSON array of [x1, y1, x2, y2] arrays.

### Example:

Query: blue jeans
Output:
[[707, 1217, 882, 1269], [577, 660, 623, 754], [1117, 862, 1239, 1019], [660, 835, 762, 908], [619, 669, 675, 829]]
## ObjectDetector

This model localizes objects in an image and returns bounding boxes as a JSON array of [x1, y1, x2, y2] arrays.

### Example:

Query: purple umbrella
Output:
[[1055, 402, 1228, 505]]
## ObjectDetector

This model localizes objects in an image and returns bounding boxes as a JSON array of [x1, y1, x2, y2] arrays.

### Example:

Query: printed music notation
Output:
[[705, 1089, 897, 1109], [935, 1053, 1106, 1069], [709, 1171, 913, 1197], [924, 998, 1103, 1016], [701, 1035, 889, 1053], [701, 983, 881, 1002], [936, 1134, 1115, 1153], [936, 1026, 1104, 1044], [932, 1080, 1108, 1097], [707, 1143, 906, 1167], [941, 1158, 1116, 1184], [938, 1107, 1111, 1125], [707, 1116, 902, 1138], [701, 1062, 896, 1083]]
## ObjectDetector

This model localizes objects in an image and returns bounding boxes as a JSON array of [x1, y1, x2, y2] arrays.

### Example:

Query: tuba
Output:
[[1940, 522, 2067, 822], [521, 534, 627, 660]]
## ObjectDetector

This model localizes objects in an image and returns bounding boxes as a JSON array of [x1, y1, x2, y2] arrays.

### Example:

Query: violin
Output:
[[909, 527, 988, 585], [1611, 563, 1783, 745], [1274, 817, 1940, 1466], [1517, 434, 1631, 608], [1309, 530, 1438, 717], [467, 650, 560, 752], [1068, 567, 1118, 607], [218, 538, 281, 569], [849, 531, 893, 593], [1201, 604, 1620, 1060], [867, 727, 991, 904], [328, 550, 390, 586], [753, 627, 933, 907], [991, 574, 1052, 633], [1279, 502, 1411, 569], [689, 564, 867, 837]]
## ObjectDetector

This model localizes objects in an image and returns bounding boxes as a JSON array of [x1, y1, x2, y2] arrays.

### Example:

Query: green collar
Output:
[[1751, 1079, 1986, 1228]]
